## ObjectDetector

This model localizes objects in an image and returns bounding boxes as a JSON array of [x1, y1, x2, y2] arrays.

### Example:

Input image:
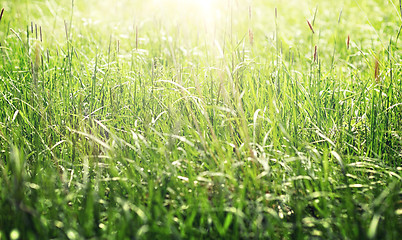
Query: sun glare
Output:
[[73, 0, 223, 35], [152, 0, 219, 25], [189, 0, 215, 12]]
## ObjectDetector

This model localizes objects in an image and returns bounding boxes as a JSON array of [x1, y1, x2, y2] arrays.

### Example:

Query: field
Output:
[[0, 0, 401, 239]]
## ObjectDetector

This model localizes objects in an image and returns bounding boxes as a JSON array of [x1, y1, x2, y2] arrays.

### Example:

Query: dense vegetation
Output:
[[0, 0, 401, 239]]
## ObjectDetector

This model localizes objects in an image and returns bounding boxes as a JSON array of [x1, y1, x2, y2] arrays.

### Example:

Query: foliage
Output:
[[0, 0, 401, 239]]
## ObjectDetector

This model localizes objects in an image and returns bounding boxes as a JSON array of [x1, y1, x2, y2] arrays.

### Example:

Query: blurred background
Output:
[[2, 0, 399, 53]]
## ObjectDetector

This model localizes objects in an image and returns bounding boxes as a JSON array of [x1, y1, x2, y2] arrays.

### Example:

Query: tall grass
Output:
[[0, 0, 401, 239]]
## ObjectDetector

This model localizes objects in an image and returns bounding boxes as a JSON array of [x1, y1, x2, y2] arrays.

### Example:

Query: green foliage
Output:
[[0, 0, 401, 239]]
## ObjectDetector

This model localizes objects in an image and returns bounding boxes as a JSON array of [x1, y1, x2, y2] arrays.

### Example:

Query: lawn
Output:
[[0, 0, 401, 239]]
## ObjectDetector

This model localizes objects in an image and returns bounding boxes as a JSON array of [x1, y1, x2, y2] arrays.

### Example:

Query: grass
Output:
[[0, 0, 401, 239]]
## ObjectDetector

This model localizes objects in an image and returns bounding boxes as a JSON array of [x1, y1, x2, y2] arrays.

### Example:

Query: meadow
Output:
[[0, 0, 401, 239]]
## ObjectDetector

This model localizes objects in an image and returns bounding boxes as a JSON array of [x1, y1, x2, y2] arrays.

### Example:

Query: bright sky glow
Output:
[[145, 0, 222, 35], [152, 0, 219, 22], [188, 0, 215, 12]]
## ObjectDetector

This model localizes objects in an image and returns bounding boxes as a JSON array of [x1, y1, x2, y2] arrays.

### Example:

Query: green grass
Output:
[[0, 0, 401, 239]]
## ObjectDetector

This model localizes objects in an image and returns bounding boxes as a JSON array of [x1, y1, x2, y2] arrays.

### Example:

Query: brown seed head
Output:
[[249, 28, 254, 46], [0, 8, 4, 23], [307, 20, 314, 34], [313, 45, 317, 62]]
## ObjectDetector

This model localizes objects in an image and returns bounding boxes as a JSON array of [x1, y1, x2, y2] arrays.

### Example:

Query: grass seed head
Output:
[[338, 8, 343, 24], [34, 41, 41, 69], [374, 57, 379, 83], [0, 8, 4, 23], [136, 26, 138, 50], [64, 20, 69, 40], [249, 28, 254, 46], [347, 35, 350, 49], [307, 20, 314, 34], [313, 45, 317, 62]]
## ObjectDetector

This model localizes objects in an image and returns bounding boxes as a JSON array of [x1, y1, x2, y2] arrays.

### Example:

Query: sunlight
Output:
[[187, 0, 217, 28], [188, 0, 215, 12], [151, 0, 219, 25]]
